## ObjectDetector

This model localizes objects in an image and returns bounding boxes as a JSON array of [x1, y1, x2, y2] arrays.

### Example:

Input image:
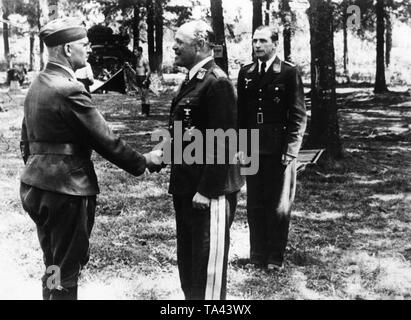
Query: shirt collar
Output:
[[188, 56, 213, 80], [258, 54, 277, 72], [48, 62, 76, 79]]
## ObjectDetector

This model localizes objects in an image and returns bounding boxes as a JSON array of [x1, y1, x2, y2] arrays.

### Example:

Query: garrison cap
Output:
[[40, 17, 87, 47]]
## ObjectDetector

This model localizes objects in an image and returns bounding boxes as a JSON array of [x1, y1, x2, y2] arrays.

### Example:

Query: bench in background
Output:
[[297, 149, 325, 174]]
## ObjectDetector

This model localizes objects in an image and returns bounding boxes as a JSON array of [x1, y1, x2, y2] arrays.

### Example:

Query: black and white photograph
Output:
[[0, 0, 410, 304]]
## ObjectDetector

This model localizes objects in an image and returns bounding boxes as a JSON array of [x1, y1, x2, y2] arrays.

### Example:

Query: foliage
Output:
[[272, 0, 299, 35], [164, 5, 192, 28], [13, 0, 40, 30], [334, 0, 411, 41], [91, 0, 193, 30]]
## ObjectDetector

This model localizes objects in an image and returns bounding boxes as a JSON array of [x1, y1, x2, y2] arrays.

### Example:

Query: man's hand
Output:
[[281, 154, 295, 166], [144, 149, 163, 173], [192, 192, 211, 210]]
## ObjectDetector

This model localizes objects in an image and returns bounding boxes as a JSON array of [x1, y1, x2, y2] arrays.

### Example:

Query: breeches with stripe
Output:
[[173, 192, 238, 300], [246, 155, 296, 265]]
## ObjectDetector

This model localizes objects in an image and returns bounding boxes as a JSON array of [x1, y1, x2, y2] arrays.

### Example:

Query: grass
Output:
[[0, 84, 410, 300]]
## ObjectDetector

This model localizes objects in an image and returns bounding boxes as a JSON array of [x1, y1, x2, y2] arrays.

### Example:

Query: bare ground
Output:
[[0, 85, 410, 300]]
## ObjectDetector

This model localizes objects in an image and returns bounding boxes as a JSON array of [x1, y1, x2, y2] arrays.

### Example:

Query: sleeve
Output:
[[284, 67, 307, 158], [237, 68, 247, 130], [64, 86, 147, 176], [236, 67, 247, 154], [197, 77, 238, 198], [20, 117, 30, 164]]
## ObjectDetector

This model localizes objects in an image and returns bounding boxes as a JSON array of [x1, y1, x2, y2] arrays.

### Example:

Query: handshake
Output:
[[143, 149, 166, 173]]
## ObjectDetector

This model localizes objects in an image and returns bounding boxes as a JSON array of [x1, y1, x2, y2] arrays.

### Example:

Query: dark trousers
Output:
[[246, 155, 296, 265], [173, 192, 238, 300], [20, 183, 96, 299]]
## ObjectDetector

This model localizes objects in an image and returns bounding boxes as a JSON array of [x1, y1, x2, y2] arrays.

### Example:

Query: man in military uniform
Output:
[[168, 20, 244, 300], [237, 26, 307, 271], [19, 18, 162, 300]]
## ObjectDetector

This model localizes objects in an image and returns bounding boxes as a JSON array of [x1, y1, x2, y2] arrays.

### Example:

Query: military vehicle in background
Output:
[[87, 25, 136, 81]]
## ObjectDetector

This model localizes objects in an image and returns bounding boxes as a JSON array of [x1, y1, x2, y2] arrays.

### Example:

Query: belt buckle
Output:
[[257, 112, 264, 124]]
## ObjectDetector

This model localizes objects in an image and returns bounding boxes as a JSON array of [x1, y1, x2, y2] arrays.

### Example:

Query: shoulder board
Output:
[[212, 68, 227, 79], [196, 68, 207, 80], [245, 62, 257, 73], [284, 61, 296, 67]]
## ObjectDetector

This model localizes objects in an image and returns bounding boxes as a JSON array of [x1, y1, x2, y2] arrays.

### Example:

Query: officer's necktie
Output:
[[179, 72, 190, 94], [183, 72, 190, 86], [260, 61, 266, 78]]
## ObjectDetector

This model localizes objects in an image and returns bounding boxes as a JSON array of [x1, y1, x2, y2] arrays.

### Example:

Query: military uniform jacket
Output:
[[168, 60, 244, 198], [20, 63, 146, 196], [237, 56, 307, 157]]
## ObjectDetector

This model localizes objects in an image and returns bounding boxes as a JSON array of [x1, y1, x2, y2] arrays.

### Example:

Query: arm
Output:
[[64, 86, 148, 176], [236, 67, 248, 158], [143, 58, 151, 81], [197, 77, 238, 199], [20, 117, 30, 164], [284, 67, 307, 159], [236, 68, 247, 131]]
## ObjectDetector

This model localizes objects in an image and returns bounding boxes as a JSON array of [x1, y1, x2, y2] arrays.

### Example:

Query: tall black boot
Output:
[[43, 285, 51, 300], [50, 286, 78, 300], [41, 274, 51, 300]]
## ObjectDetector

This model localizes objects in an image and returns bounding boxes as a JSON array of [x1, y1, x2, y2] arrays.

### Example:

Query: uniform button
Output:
[[259, 98, 262, 101]]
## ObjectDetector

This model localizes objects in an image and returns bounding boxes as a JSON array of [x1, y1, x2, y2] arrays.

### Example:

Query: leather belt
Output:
[[29, 142, 91, 158]]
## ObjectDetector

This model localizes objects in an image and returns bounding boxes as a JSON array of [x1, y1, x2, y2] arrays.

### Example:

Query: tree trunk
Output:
[[154, 0, 163, 76], [1, 1, 10, 67], [252, 0, 263, 33], [343, 5, 350, 83], [385, 11, 392, 68], [265, 0, 271, 26], [307, 0, 343, 159], [282, 0, 291, 62], [38, 0, 48, 70], [146, 0, 156, 72], [133, 5, 140, 51], [210, 0, 229, 74], [29, 33, 35, 71], [374, 0, 388, 93], [39, 39, 45, 70]]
